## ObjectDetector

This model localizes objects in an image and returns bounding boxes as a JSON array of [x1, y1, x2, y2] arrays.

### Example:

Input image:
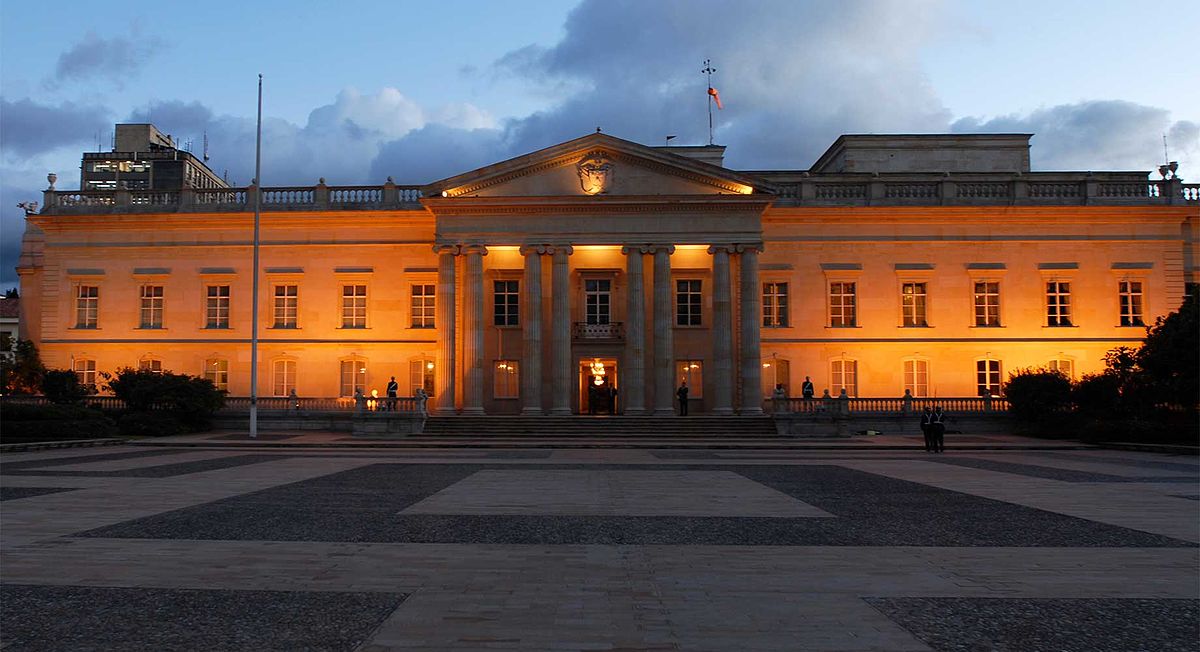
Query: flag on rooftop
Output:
[[708, 86, 723, 110]]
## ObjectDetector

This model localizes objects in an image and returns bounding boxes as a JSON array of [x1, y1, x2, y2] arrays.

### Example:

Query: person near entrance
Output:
[[801, 376, 815, 399], [920, 406, 935, 452], [931, 405, 947, 452], [676, 381, 689, 416], [386, 376, 399, 411], [607, 384, 618, 415]]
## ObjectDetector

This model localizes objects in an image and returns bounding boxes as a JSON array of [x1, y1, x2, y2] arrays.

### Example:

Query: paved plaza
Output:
[[1, 434, 1197, 651]]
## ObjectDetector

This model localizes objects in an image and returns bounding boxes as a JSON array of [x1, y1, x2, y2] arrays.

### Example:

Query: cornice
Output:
[[423, 195, 773, 217]]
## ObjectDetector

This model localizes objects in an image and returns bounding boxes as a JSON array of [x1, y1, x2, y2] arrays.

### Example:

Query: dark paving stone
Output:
[[865, 597, 1200, 652], [0, 448, 184, 471], [6, 454, 288, 478], [0, 486, 78, 501], [209, 433, 301, 441], [1042, 451, 1200, 473], [0, 584, 405, 652], [77, 464, 1195, 547], [928, 456, 1197, 483], [1173, 494, 1200, 501]]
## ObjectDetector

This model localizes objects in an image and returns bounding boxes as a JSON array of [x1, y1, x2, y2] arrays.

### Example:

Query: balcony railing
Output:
[[775, 396, 1009, 415], [1, 395, 419, 414], [572, 322, 625, 341]]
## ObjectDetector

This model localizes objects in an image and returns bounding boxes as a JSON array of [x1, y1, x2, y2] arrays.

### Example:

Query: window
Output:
[[976, 359, 1002, 397], [585, 279, 612, 325], [830, 359, 858, 397], [205, 285, 230, 329], [494, 360, 519, 398], [273, 285, 298, 328], [339, 359, 367, 397], [763, 282, 788, 327], [138, 359, 163, 374], [494, 280, 519, 326], [973, 281, 1001, 327], [675, 360, 703, 397], [1046, 281, 1072, 326], [1119, 280, 1144, 327], [205, 359, 229, 392], [1048, 358, 1074, 379], [409, 359, 435, 397], [901, 282, 927, 327], [411, 284, 435, 328], [903, 359, 929, 397], [341, 284, 367, 328], [75, 285, 99, 329], [272, 359, 296, 396], [676, 279, 702, 326], [139, 285, 163, 329], [829, 282, 856, 327], [762, 358, 791, 396], [73, 358, 97, 391]]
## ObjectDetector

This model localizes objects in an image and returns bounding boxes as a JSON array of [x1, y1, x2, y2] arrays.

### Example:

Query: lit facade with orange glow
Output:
[[17, 132, 1199, 414]]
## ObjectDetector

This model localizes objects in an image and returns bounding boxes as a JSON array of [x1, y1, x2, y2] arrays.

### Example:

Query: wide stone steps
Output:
[[423, 415, 777, 436]]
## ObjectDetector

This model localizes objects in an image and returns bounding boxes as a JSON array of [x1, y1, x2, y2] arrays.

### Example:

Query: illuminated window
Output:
[[339, 359, 367, 397], [901, 282, 927, 327], [341, 284, 367, 329], [903, 359, 929, 397], [763, 282, 788, 327], [411, 284, 435, 328], [675, 360, 703, 398], [1119, 281, 1144, 327], [409, 358, 435, 397], [831, 359, 857, 397], [1046, 281, 1072, 327], [829, 282, 856, 327], [494, 280, 519, 326], [676, 279, 702, 326], [1048, 358, 1074, 379], [273, 285, 298, 328], [973, 282, 1001, 327], [138, 359, 163, 374], [493, 360, 519, 398], [273, 359, 297, 396], [139, 285, 163, 329], [761, 358, 790, 396], [205, 359, 229, 392], [205, 285, 230, 329], [75, 285, 99, 329], [976, 359, 1002, 397], [585, 279, 612, 325], [73, 358, 97, 391]]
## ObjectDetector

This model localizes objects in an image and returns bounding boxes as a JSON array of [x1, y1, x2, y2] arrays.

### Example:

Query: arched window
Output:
[[902, 358, 929, 397], [761, 357, 791, 396], [339, 358, 367, 397], [272, 358, 297, 397], [73, 358, 97, 392], [1048, 358, 1074, 380], [830, 358, 857, 397], [976, 358, 1002, 397], [204, 359, 229, 392], [409, 357, 435, 397]]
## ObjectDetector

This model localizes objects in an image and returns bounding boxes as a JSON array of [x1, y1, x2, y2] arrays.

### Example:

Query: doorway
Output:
[[578, 358, 618, 415]]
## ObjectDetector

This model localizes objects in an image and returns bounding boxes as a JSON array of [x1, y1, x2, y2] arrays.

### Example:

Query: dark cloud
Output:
[[370, 124, 510, 184], [0, 181, 43, 289], [0, 98, 110, 158], [53, 31, 167, 84], [953, 101, 1200, 172]]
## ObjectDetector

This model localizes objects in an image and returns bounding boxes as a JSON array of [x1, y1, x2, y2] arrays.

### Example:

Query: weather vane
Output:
[[702, 59, 723, 146]]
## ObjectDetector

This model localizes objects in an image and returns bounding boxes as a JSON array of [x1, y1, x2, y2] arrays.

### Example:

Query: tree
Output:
[[105, 367, 226, 430], [1136, 286, 1199, 410], [1004, 367, 1073, 425], [3, 288, 17, 299], [41, 370, 88, 404], [0, 340, 47, 394]]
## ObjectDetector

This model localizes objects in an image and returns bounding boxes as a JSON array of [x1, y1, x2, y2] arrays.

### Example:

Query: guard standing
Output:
[[676, 381, 689, 416], [931, 405, 946, 452], [920, 406, 934, 452]]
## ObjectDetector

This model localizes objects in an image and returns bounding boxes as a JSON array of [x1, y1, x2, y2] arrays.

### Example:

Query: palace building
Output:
[[16, 127, 1199, 415]]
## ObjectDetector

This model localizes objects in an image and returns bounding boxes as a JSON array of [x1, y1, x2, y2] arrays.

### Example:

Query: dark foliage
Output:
[[0, 340, 46, 394], [117, 411, 186, 438], [1004, 368, 1073, 424], [105, 368, 225, 431], [1136, 286, 1199, 410], [0, 402, 117, 443], [41, 370, 88, 404]]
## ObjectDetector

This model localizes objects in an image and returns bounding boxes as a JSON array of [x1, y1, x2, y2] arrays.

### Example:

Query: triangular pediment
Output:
[[424, 133, 774, 198]]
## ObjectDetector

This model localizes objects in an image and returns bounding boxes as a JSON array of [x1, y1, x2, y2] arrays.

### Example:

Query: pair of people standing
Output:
[[920, 406, 946, 452]]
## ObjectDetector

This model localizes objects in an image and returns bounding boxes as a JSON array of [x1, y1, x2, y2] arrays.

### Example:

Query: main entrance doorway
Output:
[[578, 358, 618, 415]]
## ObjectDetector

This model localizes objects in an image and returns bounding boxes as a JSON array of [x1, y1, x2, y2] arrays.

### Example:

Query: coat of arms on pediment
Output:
[[576, 152, 613, 195]]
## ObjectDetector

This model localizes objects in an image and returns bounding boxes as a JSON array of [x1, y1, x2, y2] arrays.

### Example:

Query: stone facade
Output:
[[16, 131, 1200, 414]]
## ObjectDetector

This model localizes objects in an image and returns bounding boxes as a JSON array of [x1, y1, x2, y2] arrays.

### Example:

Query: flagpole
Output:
[[249, 74, 262, 439], [702, 59, 716, 145]]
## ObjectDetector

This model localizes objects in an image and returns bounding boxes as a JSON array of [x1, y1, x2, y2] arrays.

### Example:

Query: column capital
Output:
[[462, 244, 488, 256], [734, 243, 764, 254], [433, 244, 461, 256], [545, 244, 574, 256], [645, 244, 676, 255], [707, 244, 737, 255], [519, 244, 550, 256]]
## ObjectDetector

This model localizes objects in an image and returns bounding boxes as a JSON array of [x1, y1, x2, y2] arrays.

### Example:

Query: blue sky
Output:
[[1, 0, 1197, 288]]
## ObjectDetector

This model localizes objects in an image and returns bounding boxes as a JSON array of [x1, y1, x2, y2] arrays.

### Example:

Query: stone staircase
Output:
[[422, 415, 777, 437]]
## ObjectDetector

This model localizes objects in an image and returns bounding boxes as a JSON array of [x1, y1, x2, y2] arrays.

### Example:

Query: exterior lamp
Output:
[[426, 361, 434, 370]]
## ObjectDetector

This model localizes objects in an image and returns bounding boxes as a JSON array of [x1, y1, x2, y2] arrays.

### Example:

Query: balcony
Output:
[[572, 322, 624, 341]]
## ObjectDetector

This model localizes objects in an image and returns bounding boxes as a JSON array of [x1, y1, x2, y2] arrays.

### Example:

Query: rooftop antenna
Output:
[[1163, 133, 1170, 165], [701, 59, 722, 145], [1159, 133, 1179, 180], [203, 132, 210, 163]]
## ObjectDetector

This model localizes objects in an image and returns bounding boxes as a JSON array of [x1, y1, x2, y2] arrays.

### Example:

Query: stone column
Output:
[[519, 245, 545, 415], [650, 245, 676, 416], [621, 245, 647, 415], [549, 245, 574, 415], [708, 244, 735, 415], [434, 244, 459, 414], [461, 244, 487, 415], [738, 244, 764, 415]]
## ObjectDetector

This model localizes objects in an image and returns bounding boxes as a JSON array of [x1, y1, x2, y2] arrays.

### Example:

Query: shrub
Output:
[[105, 368, 225, 430], [0, 402, 101, 422], [41, 370, 88, 404], [1004, 368, 1073, 424], [0, 340, 46, 394], [1074, 373, 1124, 420], [117, 411, 186, 438], [0, 402, 117, 443]]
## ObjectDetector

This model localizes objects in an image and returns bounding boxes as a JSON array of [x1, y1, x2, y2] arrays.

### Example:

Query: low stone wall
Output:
[[213, 410, 353, 432], [350, 413, 426, 437], [775, 413, 1012, 437]]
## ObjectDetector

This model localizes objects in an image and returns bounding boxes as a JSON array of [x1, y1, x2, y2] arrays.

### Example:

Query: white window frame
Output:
[[205, 284, 231, 329], [976, 358, 1002, 397], [341, 284, 368, 329], [830, 358, 858, 397], [408, 357, 435, 397], [828, 281, 857, 328], [74, 358, 97, 390], [138, 358, 164, 374], [272, 358, 297, 397], [75, 284, 99, 329], [339, 358, 368, 397], [903, 358, 930, 397], [411, 284, 436, 328], [1118, 279, 1145, 327], [139, 284, 164, 329], [205, 358, 229, 392], [1045, 279, 1073, 327], [273, 284, 299, 329], [761, 357, 791, 396], [1048, 358, 1074, 380], [972, 280, 1002, 327], [584, 278, 613, 325], [762, 281, 789, 328], [493, 280, 520, 327], [900, 281, 928, 327], [676, 279, 703, 326]]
